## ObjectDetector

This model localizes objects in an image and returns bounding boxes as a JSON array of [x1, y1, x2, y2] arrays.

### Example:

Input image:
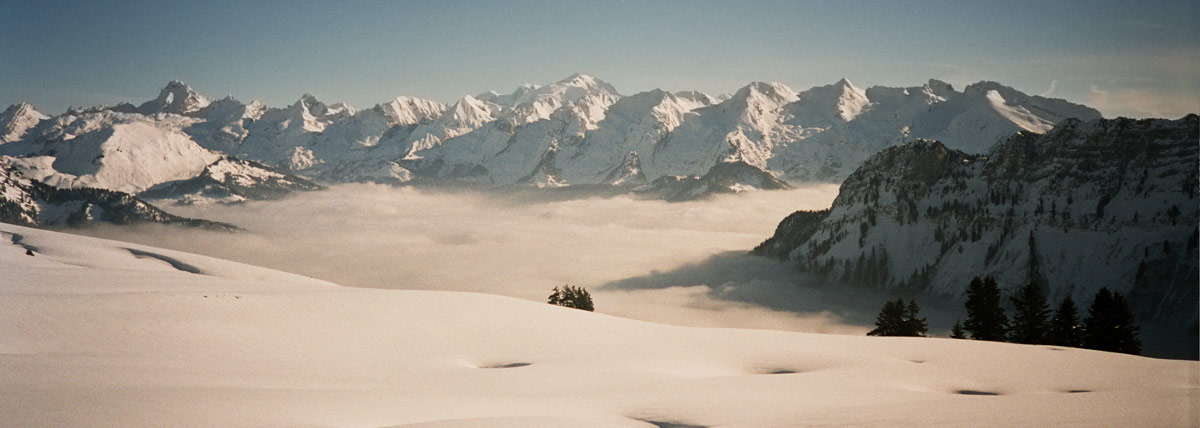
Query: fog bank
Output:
[[70, 184, 904, 334]]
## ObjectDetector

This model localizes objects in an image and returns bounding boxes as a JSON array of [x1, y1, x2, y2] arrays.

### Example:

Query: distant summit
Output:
[[138, 80, 210, 115]]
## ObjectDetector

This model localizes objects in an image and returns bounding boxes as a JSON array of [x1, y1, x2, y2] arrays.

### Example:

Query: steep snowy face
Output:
[[236, 94, 356, 168], [374, 96, 446, 126], [0, 157, 231, 228], [287, 94, 355, 131], [964, 81, 1104, 125], [2, 111, 220, 193], [721, 81, 800, 125], [0, 103, 49, 143], [485, 73, 622, 129], [140, 156, 322, 204], [788, 78, 871, 125], [551, 89, 716, 184], [755, 115, 1199, 328], [770, 78, 1104, 181], [381, 95, 503, 164], [0, 159, 40, 225], [137, 80, 211, 116], [443, 95, 500, 130], [656, 91, 716, 130], [643, 81, 798, 178], [184, 97, 267, 153]]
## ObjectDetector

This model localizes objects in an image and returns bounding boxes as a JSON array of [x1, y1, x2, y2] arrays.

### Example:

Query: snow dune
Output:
[[1, 223, 1196, 427]]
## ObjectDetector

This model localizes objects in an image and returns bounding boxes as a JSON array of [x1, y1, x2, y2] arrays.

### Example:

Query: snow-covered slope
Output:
[[0, 159, 233, 228], [0, 82, 326, 204], [0, 109, 220, 193], [2, 222, 1196, 427], [0, 103, 48, 143], [755, 115, 1199, 328], [139, 156, 323, 205], [768, 79, 1104, 181]]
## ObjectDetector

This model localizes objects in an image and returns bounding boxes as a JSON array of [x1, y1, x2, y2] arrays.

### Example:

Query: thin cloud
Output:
[[1124, 19, 1183, 32], [1089, 82, 1200, 119], [1039, 80, 1059, 98]]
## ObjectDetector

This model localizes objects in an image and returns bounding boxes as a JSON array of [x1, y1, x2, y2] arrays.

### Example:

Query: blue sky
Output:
[[2, 0, 1197, 118]]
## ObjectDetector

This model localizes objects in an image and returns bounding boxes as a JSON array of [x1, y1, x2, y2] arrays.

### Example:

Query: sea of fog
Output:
[[71, 184, 960, 335]]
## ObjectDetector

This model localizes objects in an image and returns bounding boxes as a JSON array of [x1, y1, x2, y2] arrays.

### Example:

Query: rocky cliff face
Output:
[[754, 115, 1199, 328]]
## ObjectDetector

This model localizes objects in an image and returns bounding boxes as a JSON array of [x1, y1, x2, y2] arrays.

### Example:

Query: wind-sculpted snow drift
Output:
[[0, 74, 1101, 202], [755, 115, 1200, 333], [1, 222, 1196, 427]]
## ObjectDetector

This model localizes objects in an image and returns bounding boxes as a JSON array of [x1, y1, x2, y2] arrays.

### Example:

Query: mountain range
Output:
[[0, 74, 1103, 203]]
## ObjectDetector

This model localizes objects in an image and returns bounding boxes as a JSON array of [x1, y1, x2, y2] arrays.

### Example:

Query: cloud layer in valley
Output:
[[71, 184, 952, 335]]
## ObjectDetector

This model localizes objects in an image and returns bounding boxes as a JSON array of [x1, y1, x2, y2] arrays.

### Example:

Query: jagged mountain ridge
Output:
[[0, 160, 233, 229], [754, 115, 1199, 328], [0, 106, 320, 205], [1, 75, 1102, 201], [139, 157, 323, 205]]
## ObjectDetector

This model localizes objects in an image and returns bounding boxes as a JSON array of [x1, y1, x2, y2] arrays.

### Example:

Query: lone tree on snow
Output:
[[548, 285, 594, 312]]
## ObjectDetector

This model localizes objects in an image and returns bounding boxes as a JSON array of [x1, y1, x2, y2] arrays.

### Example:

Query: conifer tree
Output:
[[949, 320, 967, 339], [903, 299, 928, 337], [868, 298, 908, 336], [1082, 288, 1141, 354], [1008, 281, 1050, 344], [963, 276, 1008, 341], [1046, 295, 1083, 347]]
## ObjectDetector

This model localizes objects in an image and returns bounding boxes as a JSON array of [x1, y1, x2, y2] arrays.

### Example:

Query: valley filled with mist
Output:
[[71, 183, 911, 335]]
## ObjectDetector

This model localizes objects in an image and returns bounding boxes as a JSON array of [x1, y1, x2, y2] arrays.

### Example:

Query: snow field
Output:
[[1, 223, 1196, 427]]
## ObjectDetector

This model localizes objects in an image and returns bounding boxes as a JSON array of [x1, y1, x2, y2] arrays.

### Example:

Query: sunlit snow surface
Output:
[[1, 222, 1196, 427]]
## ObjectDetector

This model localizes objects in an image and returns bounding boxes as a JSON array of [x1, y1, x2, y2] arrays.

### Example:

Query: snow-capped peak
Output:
[[3, 102, 48, 120], [1, 102, 49, 143], [719, 81, 799, 125], [193, 96, 266, 122], [138, 80, 211, 116], [295, 94, 324, 115], [373, 96, 446, 126], [556, 72, 604, 89], [790, 78, 872, 123], [652, 90, 715, 130], [481, 74, 622, 125], [728, 82, 799, 108], [922, 79, 956, 102], [442, 95, 499, 129]]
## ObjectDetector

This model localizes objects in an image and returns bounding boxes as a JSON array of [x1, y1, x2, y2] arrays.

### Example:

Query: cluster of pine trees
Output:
[[951, 277, 1141, 355], [867, 298, 928, 337], [868, 277, 1142, 355], [547, 285, 594, 312]]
